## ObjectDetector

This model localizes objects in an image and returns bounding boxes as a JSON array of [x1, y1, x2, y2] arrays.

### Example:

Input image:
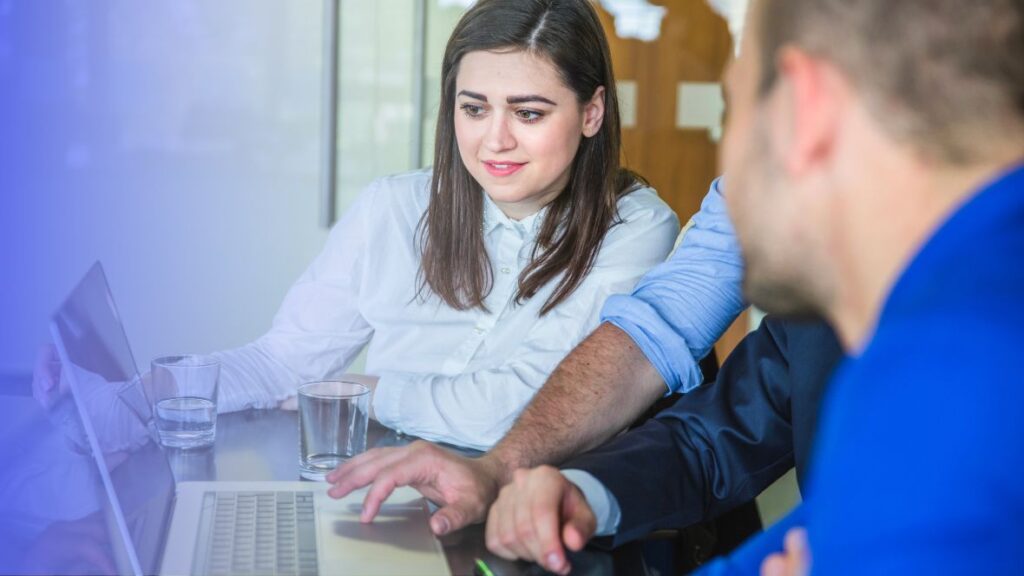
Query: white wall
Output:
[[1, 0, 328, 374]]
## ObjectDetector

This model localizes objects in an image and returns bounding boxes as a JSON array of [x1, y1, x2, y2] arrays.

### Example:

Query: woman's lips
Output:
[[483, 161, 526, 177]]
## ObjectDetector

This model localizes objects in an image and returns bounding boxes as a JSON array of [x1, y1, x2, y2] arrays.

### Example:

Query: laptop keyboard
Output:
[[195, 491, 319, 576]]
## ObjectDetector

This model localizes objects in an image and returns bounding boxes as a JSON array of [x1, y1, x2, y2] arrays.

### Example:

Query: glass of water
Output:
[[298, 380, 369, 481], [150, 355, 219, 449]]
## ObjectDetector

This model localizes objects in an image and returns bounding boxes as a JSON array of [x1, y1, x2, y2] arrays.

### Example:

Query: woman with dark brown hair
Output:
[[212, 0, 682, 450]]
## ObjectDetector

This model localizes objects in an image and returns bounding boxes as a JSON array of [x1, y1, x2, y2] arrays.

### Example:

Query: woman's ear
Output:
[[582, 86, 606, 137]]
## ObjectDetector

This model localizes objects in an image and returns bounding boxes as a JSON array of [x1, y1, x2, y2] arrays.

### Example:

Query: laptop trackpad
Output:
[[317, 487, 450, 575]]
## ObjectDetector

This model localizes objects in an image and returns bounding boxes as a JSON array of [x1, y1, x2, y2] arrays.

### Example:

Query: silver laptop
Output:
[[47, 262, 451, 576]]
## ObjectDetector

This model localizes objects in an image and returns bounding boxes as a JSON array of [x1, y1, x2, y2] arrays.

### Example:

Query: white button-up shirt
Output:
[[215, 169, 679, 450]]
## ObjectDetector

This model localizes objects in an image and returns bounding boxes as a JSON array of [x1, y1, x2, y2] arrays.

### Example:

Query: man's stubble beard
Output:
[[736, 119, 830, 320]]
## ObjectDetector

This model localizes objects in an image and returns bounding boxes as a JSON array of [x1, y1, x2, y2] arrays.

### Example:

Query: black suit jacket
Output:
[[564, 317, 844, 547]]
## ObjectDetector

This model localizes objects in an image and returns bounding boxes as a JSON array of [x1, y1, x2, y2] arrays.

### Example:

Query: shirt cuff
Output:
[[372, 371, 408, 433], [601, 297, 703, 395], [561, 469, 622, 537]]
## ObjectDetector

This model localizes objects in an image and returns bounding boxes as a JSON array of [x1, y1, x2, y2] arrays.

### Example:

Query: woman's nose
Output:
[[483, 115, 516, 152]]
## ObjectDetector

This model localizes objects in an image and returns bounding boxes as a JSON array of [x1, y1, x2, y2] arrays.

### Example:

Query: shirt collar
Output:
[[482, 193, 549, 238]]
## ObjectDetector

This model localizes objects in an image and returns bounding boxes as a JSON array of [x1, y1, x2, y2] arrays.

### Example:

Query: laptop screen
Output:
[[0, 263, 177, 576]]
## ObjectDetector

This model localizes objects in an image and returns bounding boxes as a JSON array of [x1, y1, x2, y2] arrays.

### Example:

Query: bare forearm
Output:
[[487, 323, 665, 479]]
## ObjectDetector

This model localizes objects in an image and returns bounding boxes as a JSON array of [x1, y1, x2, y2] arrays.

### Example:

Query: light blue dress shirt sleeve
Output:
[[560, 469, 622, 537], [600, 177, 746, 394]]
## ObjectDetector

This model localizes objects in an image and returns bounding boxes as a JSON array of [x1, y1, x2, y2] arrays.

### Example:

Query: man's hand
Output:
[[761, 528, 811, 576], [485, 466, 596, 576], [322, 325, 659, 549], [325, 440, 503, 536]]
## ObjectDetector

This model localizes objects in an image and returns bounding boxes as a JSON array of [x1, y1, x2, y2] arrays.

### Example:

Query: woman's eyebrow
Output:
[[506, 94, 556, 106], [457, 90, 488, 102], [456, 90, 557, 107]]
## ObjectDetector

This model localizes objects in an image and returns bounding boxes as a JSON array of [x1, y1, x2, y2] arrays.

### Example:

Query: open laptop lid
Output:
[[45, 262, 177, 576]]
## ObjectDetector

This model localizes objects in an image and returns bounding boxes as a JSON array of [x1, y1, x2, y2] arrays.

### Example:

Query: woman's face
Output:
[[454, 50, 605, 220]]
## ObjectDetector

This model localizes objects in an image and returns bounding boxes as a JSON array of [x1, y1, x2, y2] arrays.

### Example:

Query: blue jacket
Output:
[[564, 317, 844, 547], [706, 165, 1024, 574]]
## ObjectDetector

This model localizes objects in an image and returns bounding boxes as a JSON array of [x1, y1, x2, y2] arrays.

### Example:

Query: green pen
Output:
[[474, 558, 496, 576]]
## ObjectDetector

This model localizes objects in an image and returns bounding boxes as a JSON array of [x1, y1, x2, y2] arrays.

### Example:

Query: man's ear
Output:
[[772, 47, 846, 177], [582, 86, 606, 138]]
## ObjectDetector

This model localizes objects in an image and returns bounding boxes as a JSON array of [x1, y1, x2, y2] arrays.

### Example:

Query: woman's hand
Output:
[[279, 373, 379, 419], [32, 343, 66, 410], [334, 374, 379, 419]]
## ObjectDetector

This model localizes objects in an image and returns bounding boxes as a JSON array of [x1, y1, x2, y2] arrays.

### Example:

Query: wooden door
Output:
[[597, 1, 750, 361]]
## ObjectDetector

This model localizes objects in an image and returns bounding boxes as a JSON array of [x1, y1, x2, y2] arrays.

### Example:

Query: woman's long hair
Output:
[[419, 0, 644, 316]]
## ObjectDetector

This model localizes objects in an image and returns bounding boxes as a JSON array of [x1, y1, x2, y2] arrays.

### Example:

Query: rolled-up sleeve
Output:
[[600, 177, 746, 394]]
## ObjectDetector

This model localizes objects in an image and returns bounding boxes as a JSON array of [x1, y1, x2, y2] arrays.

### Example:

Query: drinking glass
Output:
[[298, 380, 369, 481], [150, 355, 219, 449]]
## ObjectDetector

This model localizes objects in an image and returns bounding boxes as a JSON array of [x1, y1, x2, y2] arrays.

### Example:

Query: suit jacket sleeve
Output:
[[563, 318, 799, 547]]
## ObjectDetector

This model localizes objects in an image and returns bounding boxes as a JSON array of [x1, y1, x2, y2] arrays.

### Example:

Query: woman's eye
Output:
[[515, 109, 543, 122], [460, 104, 485, 118]]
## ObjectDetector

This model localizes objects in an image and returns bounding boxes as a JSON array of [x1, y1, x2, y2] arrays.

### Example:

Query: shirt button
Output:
[[500, 267, 512, 275], [473, 326, 486, 335]]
